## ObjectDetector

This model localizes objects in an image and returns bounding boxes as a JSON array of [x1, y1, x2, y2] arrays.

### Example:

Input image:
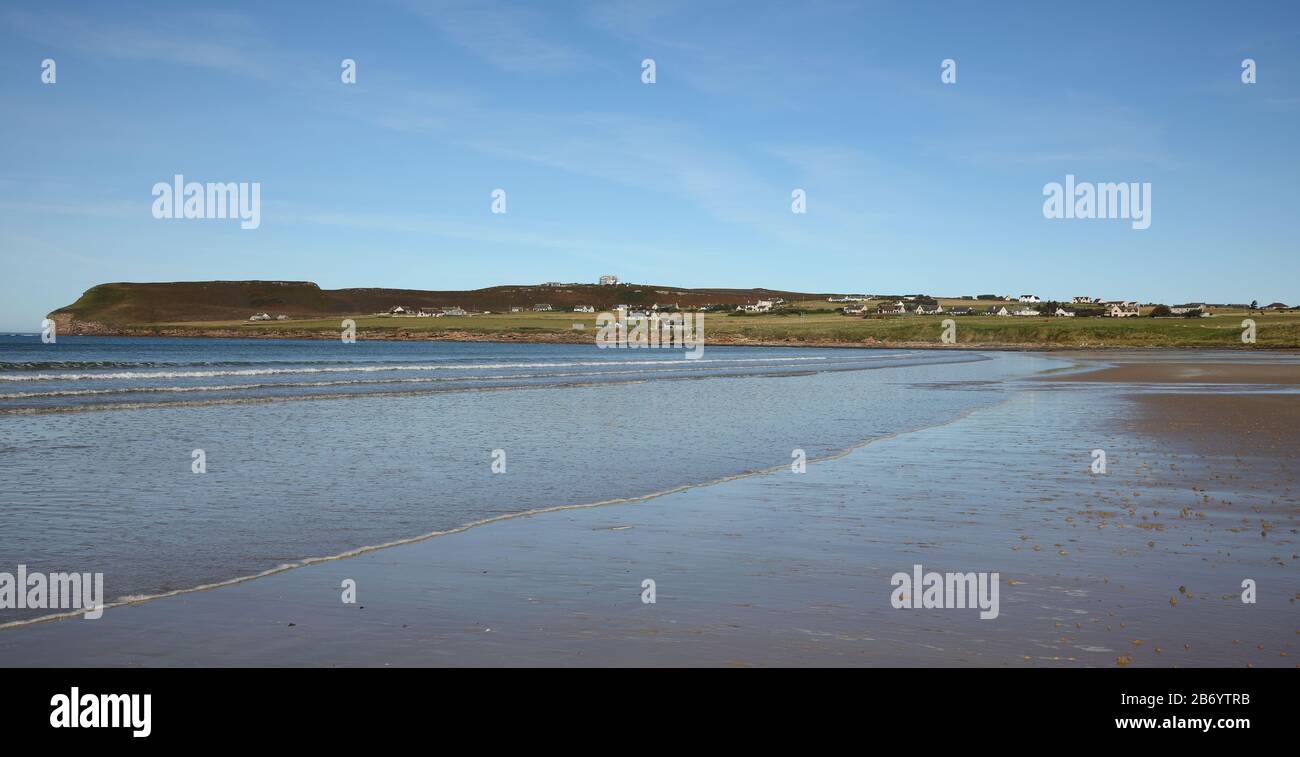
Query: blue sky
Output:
[[1, 0, 1297, 330]]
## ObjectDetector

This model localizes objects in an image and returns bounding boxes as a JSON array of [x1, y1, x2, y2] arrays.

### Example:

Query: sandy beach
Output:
[[0, 351, 1295, 667]]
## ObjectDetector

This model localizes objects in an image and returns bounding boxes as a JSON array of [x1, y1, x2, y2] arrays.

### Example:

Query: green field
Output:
[[158, 307, 1300, 348]]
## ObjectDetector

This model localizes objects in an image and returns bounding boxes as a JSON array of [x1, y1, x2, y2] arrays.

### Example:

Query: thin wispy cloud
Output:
[[1, 8, 297, 82], [582, 0, 879, 106], [401, 0, 603, 74]]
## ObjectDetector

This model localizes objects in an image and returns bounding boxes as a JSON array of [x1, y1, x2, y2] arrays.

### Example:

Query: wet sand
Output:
[[1048, 361, 1300, 385], [1132, 394, 1300, 458], [1, 354, 1296, 666]]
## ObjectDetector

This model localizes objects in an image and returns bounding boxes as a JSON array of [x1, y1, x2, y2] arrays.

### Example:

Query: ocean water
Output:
[[0, 336, 1065, 622]]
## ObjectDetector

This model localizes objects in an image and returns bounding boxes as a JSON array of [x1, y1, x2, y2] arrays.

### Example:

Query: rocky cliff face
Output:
[[46, 312, 110, 335]]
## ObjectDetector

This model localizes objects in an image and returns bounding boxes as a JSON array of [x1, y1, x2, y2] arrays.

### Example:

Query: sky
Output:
[[1, 0, 1297, 330]]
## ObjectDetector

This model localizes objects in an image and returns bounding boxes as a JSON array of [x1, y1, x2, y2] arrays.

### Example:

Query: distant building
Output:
[[1107, 304, 1140, 317], [915, 303, 944, 315], [509, 306, 524, 313], [986, 306, 1010, 317], [599, 275, 619, 286], [1071, 296, 1098, 304], [532, 304, 554, 312], [249, 313, 272, 321], [1018, 294, 1041, 303], [1013, 308, 1041, 317], [1170, 303, 1206, 315], [1053, 308, 1076, 317], [442, 307, 468, 317], [542, 282, 562, 287], [275, 314, 289, 320], [573, 305, 595, 313], [737, 300, 775, 313], [948, 307, 973, 316]]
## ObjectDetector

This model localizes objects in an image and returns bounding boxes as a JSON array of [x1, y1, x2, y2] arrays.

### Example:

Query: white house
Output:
[[532, 304, 554, 312], [985, 305, 1010, 317], [916, 303, 944, 315], [1071, 296, 1098, 304], [1107, 304, 1140, 317], [1013, 308, 1041, 317], [1053, 307, 1076, 317], [573, 305, 595, 313], [738, 300, 775, 313], [599, 275, 619, 286], [249, 313, 272, 321], [1018, 294, 1041, 303], [1170, 303, 1206, 315]]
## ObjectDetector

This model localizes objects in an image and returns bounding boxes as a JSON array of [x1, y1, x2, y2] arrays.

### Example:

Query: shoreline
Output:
[[30, 325, 1300, 352]]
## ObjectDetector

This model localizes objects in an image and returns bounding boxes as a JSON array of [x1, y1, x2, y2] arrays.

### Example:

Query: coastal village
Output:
[[860, 296, 1183, 319]]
